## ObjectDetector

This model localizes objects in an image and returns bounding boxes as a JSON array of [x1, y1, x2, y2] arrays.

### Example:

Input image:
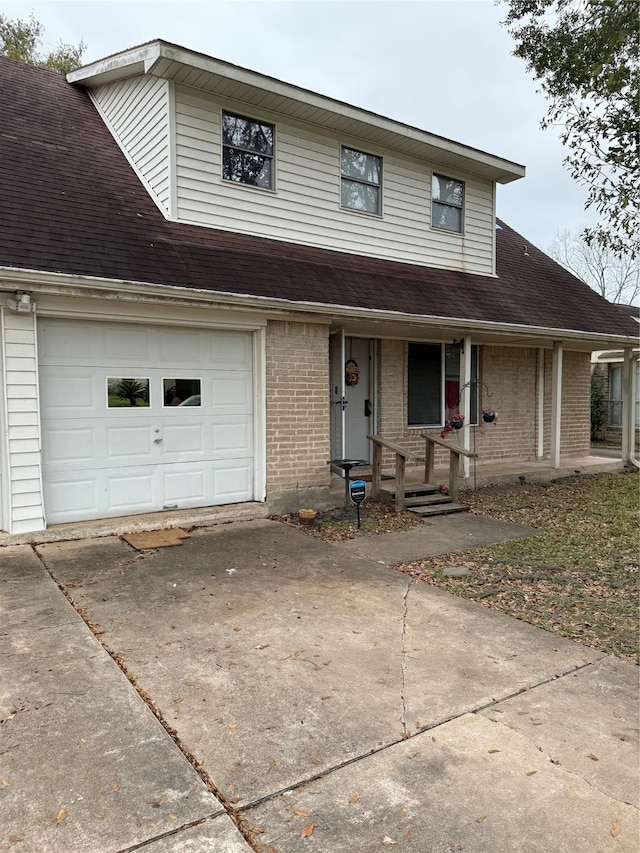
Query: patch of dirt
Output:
[[273, 500, 424, 542]]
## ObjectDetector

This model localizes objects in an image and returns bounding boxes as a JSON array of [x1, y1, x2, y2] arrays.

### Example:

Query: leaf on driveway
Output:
[[348, 794, 360, 804], [611, 819, 621, 837], [488, 749, 500, 754], [44, 808, 68, 824], [294, 809, 310, 817], [382, 837, 398, 845], [301, 822, 315, 837], [587, 753, 599, 761]]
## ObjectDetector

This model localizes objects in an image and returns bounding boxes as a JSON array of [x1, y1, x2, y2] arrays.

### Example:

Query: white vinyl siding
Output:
[[0, 310, 45, 533], [174, 85, 495, 275], [93, 77, 171, 214]]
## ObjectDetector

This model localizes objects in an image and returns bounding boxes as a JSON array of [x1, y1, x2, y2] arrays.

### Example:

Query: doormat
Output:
[[122, 528, 190, 550]]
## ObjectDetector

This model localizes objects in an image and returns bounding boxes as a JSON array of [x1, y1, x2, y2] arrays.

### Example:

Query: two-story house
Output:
[[0, 41, 637, 535]]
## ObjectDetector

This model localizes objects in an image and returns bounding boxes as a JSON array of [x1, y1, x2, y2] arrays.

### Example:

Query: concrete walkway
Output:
[[1, 517, 637, 851]]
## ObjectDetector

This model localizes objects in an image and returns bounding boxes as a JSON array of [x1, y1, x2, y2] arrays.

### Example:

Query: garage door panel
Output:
[[162, 423, 205, 455], [211, 375, 253, 411], [38, 321, 98, 363], [103, 326, 154, 363], [107, 425, 155, 460], [45, 426, 96, 464], [211, 460, 253, 503], [210, 332, 253, 369], [107, 471, 155, 512], [162, 467, 206, 504], [212, 418, 252, 454], [154, 329, 207, 364], [39, 368, 100, 414], [44, 474, 99, 519], [39, 320, 257, 523]]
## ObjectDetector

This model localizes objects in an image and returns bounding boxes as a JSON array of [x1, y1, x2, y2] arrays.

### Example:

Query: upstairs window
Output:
[[432, 174, 464, 233], [222, 111, 274, 189], [340, 146, 381, 215]]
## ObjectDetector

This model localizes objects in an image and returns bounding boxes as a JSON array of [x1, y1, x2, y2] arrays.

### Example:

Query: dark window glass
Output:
[[222, 112, 274, 189], [432, 174, 464, 233], [408, 343, 441, 425], [408, 343, 479, 426], [340, 146, 381, 214], [163, 378, 201, 408]]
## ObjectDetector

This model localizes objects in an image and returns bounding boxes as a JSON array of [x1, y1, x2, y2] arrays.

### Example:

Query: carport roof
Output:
[[0, 57, 637, 341]]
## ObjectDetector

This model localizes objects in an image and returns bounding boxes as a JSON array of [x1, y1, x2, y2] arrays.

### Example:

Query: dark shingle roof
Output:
[[1, 57, 637, 339]]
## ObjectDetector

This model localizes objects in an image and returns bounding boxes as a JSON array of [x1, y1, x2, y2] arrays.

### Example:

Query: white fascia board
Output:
[[68, 40, 524, 184], [1, 266, 637, 350], [66, 41, 163, 86]]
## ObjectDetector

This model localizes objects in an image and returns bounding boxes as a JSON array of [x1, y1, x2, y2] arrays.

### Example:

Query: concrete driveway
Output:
[[1, 518, 638, 852]]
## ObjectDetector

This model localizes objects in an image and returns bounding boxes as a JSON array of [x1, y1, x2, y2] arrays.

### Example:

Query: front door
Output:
[[330, 333, 374, 463]]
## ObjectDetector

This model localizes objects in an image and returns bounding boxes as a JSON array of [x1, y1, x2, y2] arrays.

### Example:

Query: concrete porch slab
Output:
[[330, 511, 539, 565]]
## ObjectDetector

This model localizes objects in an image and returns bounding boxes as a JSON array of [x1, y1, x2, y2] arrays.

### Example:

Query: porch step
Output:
[[407, 502, 469, 517], [379, 482, 469, 518], [380, 483, 441, 501]]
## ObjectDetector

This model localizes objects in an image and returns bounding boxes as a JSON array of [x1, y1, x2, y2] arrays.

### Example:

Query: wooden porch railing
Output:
[[367, 433, 478, 509], [367, 435, 423, 511], [420, 433, 477, 502]]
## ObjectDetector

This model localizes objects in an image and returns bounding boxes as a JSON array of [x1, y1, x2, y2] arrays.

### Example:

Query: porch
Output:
[[351, 443, 628, 512]]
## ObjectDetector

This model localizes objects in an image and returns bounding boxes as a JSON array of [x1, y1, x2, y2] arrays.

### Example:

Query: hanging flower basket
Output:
[[482, 409, 496, 423], [450, 414, 465, 430]]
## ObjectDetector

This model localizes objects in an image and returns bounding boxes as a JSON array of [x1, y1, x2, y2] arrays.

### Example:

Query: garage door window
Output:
[[163, 378, 201, 407], [107, 378, 150, 408]]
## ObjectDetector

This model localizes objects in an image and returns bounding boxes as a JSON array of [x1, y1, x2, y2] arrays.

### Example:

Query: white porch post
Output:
[[460, 336, 472, 477], [537, 348, 545, 458], [621, 348, 634, 465], [550, 341, 563, 468]]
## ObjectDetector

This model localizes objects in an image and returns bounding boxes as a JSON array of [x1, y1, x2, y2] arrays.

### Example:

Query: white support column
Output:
[[460, 336, 472, 477], [550, 341, 563, 469], [621, 348, 634, 465], [537, 348, 545, 458]]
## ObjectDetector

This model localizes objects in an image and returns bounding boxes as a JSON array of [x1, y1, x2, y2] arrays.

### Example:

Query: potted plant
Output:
[[450, 414, 465, 429], [482, 408, 496, 423]]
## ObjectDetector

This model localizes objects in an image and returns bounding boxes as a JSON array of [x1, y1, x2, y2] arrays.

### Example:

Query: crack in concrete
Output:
[[32, 546, 265, 853], [488, 709, 639, 811], [400, 578, 411, 736], [116, 815, 223, 852]]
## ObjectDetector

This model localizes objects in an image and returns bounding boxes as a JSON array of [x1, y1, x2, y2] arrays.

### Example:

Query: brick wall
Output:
[[376, 342, 591, 469], [265, 319, 331, 498]]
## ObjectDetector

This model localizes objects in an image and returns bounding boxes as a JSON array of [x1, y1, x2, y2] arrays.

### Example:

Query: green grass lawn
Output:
[[397, 471, 639, 663]]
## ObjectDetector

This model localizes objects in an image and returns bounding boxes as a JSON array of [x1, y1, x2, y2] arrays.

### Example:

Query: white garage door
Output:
[[38, 319, 255, 524]]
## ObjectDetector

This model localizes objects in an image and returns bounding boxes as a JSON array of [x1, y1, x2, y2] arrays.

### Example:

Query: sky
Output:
[[2, 0, 600, 252]]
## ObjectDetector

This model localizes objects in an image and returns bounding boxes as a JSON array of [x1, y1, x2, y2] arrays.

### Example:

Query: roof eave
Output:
[[1, 266, 636, 349]]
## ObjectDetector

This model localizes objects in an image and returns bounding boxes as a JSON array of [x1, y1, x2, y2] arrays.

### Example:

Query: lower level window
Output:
[[408, 343, 478, 426]]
